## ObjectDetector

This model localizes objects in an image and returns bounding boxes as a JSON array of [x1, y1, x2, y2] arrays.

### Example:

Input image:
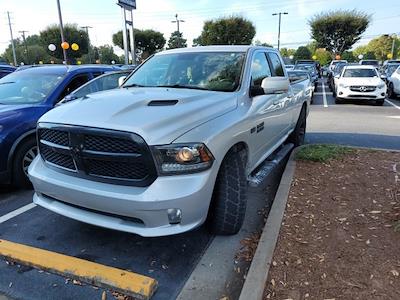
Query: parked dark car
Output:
[[294, 64, 319, 88], [58, 70, 132, 104], [0, 65, 16, 79], [0, 64, 119, 187], [380, 63, 400, 83]]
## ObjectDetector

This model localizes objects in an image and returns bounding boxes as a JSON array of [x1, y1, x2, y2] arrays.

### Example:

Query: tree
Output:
[[309, 10, 371, 54], [367, 35, 400, 61], [314, 48, 332, 65], [2, 38, 52, 64], [194, 16, 255, 46], [112, 29, 166, 60], [341, 51, 355, 62], [280, 48, 296, 58], [306, 41, 318, 55], [253, 40, 273, 47], [39, 24, 89, 61], [97, 45, 120, 64], [167, 31, 187, 49], [294, 46, 311, 60]]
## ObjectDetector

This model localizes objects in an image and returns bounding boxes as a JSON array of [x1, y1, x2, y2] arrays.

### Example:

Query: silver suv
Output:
[[28, 46, 309, 237]]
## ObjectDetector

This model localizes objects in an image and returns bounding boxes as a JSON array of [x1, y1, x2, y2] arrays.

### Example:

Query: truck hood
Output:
[[39, 87, 238, 145], [339, 77, 383, 86]]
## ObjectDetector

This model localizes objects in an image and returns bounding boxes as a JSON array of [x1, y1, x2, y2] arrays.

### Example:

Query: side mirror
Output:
[[334, 74, 340, 79], [261, 77, 289, 94], [380, 74, 387, 79], [118, 76, 127, 87], [64, 94, 77, 102]]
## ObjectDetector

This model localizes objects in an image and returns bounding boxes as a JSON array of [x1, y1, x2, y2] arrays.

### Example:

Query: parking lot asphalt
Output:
[[1, 79, 400, 300]]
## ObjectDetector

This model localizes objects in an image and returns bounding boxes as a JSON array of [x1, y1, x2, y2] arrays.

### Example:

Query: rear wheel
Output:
[[12, 136, 38, 188], [288, 106, 306, 147], [208, 150, 247, 235]]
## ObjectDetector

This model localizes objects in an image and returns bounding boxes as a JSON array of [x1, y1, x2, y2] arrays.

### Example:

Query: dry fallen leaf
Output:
[[102, 291, 107, 300], [72, 279, 82, 286], [390, 270, 399, 277]]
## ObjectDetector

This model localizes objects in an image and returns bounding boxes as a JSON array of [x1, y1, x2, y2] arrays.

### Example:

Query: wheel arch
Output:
[[7, 129, 37, 171]]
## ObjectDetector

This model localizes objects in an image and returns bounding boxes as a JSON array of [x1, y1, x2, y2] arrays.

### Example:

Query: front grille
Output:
[[39, 128, 69, 146], [350, 85, 376, 92], [40, 144, 76, 171], [84, 135, 140, 153], [38, 124, 157, 186]]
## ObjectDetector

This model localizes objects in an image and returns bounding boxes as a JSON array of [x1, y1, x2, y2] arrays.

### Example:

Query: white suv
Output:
[[335, 65, 387, 105], [388, 65, 400, 99]]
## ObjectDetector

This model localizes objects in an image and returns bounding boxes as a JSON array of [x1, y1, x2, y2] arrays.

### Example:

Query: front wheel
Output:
[[12, 137, 38, 188], [287, 106, 306, 147], [208, 150, 247, 235]]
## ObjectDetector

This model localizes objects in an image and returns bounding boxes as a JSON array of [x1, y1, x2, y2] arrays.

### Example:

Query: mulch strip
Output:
[[264, 149, 400, 300]]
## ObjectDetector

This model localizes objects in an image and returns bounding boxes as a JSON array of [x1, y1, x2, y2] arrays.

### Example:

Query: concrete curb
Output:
[[238, 148, 298, 300]]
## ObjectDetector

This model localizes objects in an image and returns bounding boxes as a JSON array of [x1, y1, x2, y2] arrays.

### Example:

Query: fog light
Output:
[[381, 93, 385, 96], [167, 208, 182, 224], [339, 91, 343, 95]]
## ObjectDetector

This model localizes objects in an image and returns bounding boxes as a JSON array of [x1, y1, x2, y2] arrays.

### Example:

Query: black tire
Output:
[[12, 136, 38, 189], [287, 106, 306, 147], [388, 83, 397, 99], [376, 99, 384, 106], [208, 150, 247, 235]]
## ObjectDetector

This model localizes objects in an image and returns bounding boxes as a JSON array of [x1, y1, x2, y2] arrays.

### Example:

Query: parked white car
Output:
[[335, 65, 386, 105], [387, 65, 400, 99], [28, 46, 309, 237]]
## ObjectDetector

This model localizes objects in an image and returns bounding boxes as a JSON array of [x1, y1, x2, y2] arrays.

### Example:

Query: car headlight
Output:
[[377, 83, 385, 89], [152, 143, 214, 175]]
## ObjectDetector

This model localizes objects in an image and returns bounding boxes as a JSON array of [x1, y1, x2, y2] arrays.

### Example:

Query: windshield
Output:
[[0, 71, 64, 105], [343, 68, 377, 78], [361, 60, 379, 66], [334, 64, 347, 75], [387, 65, 400, 76], [295, 65, 314, 72], [123, 52, 245, 92]]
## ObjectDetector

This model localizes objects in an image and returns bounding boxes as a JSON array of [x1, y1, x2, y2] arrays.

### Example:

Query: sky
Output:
[[0, 0, 399, 56]]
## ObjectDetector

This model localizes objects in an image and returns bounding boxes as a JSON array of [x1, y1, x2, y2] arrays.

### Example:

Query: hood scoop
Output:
[[148, 100, 179, 106]]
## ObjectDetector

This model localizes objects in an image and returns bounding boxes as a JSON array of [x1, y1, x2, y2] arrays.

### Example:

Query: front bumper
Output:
[[336, 86, 386, 100], [28, 157, 218, 237]]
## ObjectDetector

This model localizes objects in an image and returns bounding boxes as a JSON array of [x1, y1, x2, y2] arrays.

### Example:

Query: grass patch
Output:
[[296, 144, 353, 162]]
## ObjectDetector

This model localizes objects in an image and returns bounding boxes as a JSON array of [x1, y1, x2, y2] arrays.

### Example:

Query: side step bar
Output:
[[248, 143, 294, 187]]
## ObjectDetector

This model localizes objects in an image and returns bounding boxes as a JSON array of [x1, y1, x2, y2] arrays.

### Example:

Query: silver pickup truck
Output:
[[28, 46, 310, 237]]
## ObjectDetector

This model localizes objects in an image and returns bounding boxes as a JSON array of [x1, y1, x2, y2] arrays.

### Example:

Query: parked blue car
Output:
[[0, 65, 16, 79], [0, 64, 119, 187]]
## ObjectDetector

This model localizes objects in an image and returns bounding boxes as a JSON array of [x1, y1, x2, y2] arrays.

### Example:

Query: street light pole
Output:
[[6, 11, 17, 66], [81, 26, 92, 63], [56, 0, 67, 63], [272, 12, 288, 50], [171, 14, 185, 47]]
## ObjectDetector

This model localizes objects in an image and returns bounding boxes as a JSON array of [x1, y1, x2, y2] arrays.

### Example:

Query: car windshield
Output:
[[123, 52, 245, 92], [387, 65, 400, 76], [295, 65, 314, 72], [343, 68, 377, 78], [334, 64, 347, 75], [0, 71, 64, 105], [361, 61, 379, 66]]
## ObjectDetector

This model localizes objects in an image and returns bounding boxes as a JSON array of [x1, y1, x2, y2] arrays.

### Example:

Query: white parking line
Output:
[[385, 99, 400, 110], [0, 203, 36, 224], [321, 81, 328, 108]]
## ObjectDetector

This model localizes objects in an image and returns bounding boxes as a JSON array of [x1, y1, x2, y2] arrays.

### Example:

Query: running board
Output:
[[248, 143, 294, 187]]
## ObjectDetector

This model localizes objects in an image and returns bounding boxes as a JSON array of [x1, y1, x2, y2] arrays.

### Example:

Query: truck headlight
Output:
[[152, 143, 214, 175]]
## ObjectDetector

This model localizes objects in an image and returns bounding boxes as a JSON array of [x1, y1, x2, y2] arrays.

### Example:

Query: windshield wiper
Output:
[[122, 83, 146, 88], [0, 81, 15, 85], [156, 84, 210, 91]]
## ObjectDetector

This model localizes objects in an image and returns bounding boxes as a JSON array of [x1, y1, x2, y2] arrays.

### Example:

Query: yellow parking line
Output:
[[0, 239, 157, 300]]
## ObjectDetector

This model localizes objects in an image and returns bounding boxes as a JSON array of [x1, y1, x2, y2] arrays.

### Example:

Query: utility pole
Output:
[[56, 0, 68, 63], [19, 30, 29, 63], [171, 14, 185, 48], [81, 26, 92, 63], [6, 11, 17, 66], [272, 12, 288, 50]]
